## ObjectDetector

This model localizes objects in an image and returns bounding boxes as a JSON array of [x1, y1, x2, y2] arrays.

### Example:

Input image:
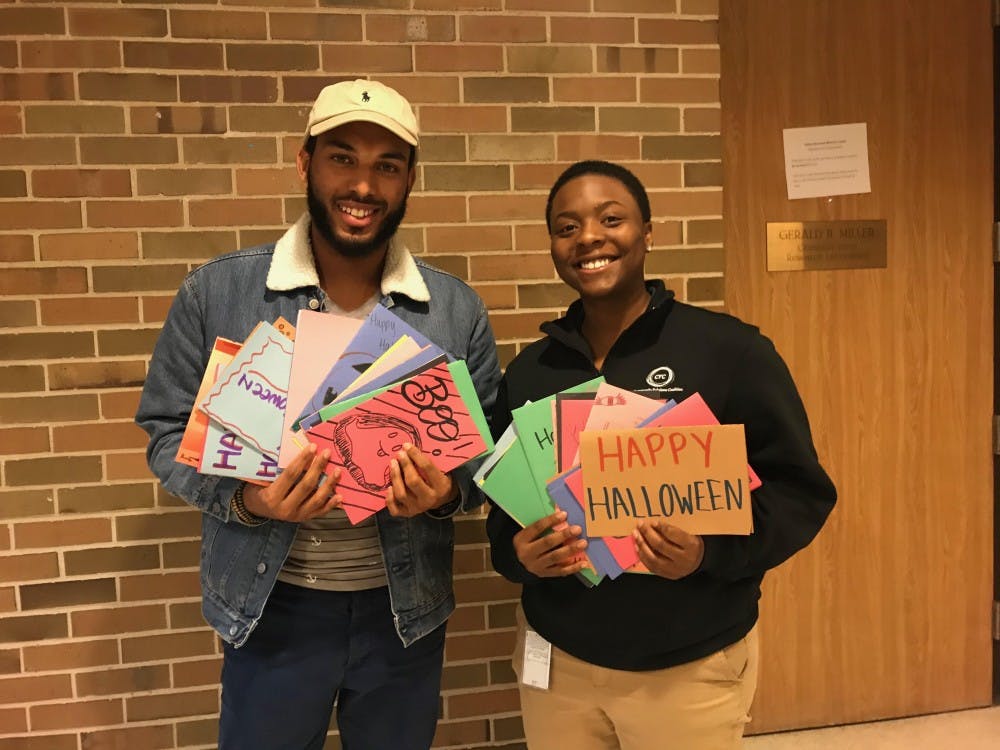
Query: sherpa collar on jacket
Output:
[[265, 212, 431, 303]]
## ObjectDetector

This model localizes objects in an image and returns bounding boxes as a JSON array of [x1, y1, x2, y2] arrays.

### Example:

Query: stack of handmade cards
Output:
[[578, 391, 760, 540], [176, 305, 494, 526], [179, 319, 296, 485], [478, 381, 759, 585], [291, 304, 447, 437]]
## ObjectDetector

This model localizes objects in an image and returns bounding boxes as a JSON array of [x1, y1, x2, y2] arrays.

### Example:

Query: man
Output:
[[136, 79, 501, 750]]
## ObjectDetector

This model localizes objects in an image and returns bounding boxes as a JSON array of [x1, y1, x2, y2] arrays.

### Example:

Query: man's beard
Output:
[[307, 175, 408, 259]]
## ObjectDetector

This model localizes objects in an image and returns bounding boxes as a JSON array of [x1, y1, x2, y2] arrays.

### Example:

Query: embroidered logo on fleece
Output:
[[641, 365, 684, 394], [645, 365, 675, 388]]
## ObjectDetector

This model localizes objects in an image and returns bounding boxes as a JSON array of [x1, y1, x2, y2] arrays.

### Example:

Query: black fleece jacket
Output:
[[486, 280, 837, 671]]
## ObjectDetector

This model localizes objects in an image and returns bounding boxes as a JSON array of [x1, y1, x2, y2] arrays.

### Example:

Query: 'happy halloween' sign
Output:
[[579, 424, 753, 537]]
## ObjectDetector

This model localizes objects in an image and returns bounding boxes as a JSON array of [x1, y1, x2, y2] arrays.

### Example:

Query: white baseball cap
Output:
[[304, 79, 418, 147]]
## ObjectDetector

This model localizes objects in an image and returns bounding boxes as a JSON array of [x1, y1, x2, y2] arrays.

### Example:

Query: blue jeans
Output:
[[219, 582, 447, 750]]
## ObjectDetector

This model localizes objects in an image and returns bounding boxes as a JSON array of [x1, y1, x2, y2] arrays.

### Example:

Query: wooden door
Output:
[[721, 0, 994, 732]]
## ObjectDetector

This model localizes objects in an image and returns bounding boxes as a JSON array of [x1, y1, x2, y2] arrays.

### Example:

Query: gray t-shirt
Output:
[[278, 294, 387, 591]]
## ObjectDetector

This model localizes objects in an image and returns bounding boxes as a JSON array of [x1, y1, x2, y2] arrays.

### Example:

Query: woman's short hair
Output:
[[545, 160, 651, 232]]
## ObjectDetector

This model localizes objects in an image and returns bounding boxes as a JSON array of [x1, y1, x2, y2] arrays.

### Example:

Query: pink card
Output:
[[303, 361, 489, 524], [278, 310, 364, 468], [642, 392, 762, 490], [554, 393, 596, 472], [571, 383, 665, 465], [584, 383, 665, 432]]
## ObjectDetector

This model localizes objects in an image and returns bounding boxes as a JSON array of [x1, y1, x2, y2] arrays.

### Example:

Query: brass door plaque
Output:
[[766, 220, 886, 271]]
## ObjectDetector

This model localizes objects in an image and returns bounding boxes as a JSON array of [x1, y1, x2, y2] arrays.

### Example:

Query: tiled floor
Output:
[[744, 706, 1000, 749]]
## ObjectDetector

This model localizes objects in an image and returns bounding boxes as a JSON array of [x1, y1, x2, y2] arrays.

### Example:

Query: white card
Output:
[[782, 122, 871, 200], [521, 628, 551, 690]]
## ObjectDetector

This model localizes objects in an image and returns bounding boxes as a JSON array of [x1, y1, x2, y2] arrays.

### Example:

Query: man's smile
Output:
[[337, 201, 381, 229]]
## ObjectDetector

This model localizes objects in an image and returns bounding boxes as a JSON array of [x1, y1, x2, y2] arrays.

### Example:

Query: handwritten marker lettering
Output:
[[586, 478, 744, 522], [237, 371, 288, 411], [402, 376, 460, 442], [256, 453, 279, 479], [212, 432, 243, 470], [596, 430, 713, 472]]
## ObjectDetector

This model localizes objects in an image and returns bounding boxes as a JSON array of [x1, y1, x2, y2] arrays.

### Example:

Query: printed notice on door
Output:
[[782, 122, 871, 200]]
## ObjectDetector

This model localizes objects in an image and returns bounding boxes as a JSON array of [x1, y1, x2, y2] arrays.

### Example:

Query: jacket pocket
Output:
[[200, 515, 263, 611]]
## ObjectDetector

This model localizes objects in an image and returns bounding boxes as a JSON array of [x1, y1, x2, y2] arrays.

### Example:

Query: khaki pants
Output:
[[513, 612, 759, 750]]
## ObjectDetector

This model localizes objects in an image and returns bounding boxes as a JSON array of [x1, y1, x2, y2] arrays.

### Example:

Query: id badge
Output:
[[521, 627, 552, 690]]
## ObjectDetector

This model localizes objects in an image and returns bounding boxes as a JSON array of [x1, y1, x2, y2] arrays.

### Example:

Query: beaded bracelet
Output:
[[230, 482, 267, 527]]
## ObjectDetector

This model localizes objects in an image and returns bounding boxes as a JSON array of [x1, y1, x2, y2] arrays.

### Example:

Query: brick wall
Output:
[[0, 1, 721, 747]]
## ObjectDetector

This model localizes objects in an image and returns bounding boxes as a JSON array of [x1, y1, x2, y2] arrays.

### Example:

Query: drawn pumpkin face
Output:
[[333, 414, 421, 491]]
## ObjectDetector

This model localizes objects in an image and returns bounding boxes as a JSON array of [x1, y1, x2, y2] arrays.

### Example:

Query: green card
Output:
[[510, 376, 604, 499], [448, 360, 494, 457], [479, 435, 552, 527]]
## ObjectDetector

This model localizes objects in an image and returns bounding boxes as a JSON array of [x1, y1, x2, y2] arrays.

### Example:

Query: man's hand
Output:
[[513, 510, 589, 578], [633, 520, 704, 579], [385, 443, 458, 517], [241, 443, 341, 522]]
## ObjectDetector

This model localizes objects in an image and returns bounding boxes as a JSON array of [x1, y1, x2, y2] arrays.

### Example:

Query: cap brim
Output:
[[306, 111, 418, 147]]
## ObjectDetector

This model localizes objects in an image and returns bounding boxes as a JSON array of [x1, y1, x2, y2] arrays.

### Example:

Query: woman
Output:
[[486, 160, 836, 749]]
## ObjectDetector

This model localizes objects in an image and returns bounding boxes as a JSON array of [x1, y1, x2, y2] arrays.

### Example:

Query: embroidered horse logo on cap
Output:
[[361, 91, 370, 103]]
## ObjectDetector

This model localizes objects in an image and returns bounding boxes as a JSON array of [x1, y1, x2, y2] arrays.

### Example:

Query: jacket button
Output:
[[256, 563, 266, 574], [229, 624, 238, 636], [308, 298, 319, 310]]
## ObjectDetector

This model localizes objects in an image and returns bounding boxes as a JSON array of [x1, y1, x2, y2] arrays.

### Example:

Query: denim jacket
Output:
[[136, 214, 500, 647]]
